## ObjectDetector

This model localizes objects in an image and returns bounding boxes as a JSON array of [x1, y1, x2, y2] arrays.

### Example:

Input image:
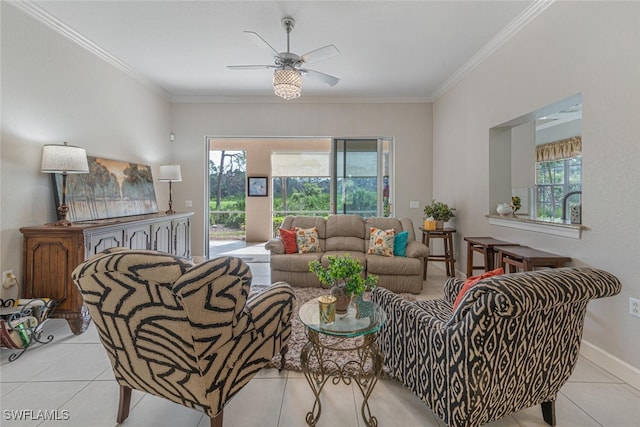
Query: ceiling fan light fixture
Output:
[[273, 68, 302, 100]]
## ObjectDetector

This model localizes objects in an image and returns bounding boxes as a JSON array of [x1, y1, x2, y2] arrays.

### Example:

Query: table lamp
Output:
[[40, 141, 89, 226], [158, 164, 182, 214]]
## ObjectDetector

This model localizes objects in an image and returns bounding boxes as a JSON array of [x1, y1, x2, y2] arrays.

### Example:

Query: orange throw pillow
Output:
[[453, 268, 504, 310], [279, 228, 298, 254]]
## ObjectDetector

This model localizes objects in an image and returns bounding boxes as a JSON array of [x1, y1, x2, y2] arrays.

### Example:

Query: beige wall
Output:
[[171, 102, 433, 256], [0, 4, 172, 284], [433, 1, 640, 373]]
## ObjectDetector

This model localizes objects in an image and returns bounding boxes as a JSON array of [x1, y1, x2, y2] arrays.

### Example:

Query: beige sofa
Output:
[[265, 215, 429, 294]]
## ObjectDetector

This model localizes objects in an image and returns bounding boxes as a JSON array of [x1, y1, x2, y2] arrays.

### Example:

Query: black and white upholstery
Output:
[[72, 249, 296, 427], [371, 267, 621, 427]]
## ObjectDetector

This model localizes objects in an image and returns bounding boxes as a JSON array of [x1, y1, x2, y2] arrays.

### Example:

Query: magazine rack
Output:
[[0, 298, 57, 361]]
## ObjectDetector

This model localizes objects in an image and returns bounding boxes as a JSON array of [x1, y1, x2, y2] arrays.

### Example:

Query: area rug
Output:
[[250, 284, 415, 373]]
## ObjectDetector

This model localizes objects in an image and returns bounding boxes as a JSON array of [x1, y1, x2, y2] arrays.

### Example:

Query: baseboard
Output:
[[580, 339, 640, 392]]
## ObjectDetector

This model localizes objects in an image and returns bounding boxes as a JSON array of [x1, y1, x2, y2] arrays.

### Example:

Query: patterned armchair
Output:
[[371, 267, 621, 427], [72, 250, 296, 427]]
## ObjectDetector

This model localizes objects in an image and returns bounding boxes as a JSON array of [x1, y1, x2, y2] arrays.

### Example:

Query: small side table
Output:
[[298, 298, 386, 427], [495, 246, 571, 272], [464, 237, 520, 277], [420, 227, 456, 278]]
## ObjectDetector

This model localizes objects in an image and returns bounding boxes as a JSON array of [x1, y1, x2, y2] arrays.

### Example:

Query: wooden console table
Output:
[[20, 211, 193, 334]]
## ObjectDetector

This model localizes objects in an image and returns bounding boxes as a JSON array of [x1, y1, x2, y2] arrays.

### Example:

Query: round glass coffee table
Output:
[[298, 297, 387, 427]]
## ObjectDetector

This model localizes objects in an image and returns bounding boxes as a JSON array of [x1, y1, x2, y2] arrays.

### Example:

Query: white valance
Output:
[[271, 152, 330, 177]]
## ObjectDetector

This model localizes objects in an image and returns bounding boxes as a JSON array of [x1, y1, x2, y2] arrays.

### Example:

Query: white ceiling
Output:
[[23, 0, 539, 102]]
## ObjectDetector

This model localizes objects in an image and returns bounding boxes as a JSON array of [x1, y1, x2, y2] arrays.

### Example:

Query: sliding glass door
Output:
[[332, 138, 393, 217]]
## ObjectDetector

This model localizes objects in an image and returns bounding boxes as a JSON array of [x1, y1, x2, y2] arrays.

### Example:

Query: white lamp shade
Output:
[[158, 164, 182, 182], [41, 143, 89, 173]]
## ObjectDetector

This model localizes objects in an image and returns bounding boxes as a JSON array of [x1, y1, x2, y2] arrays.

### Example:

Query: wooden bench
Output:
[[495, 245, 571, 272], [464, 237, 520, 277]]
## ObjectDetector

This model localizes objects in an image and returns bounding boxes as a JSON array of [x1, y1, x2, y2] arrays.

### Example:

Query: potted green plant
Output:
[[309, 254, 378, 313], [423, 199, 455, 228], [511, 196, 522, 214]]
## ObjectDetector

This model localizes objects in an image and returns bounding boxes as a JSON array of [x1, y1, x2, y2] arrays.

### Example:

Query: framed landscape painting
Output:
[[53, 156, 158, 222]]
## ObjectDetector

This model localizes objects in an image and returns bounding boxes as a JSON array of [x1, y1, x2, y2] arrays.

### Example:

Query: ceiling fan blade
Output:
[[227, 65, 276, 70], [299, 68, 340, 87], [300, 44, 339, 65], [244, 31, 281, 58]]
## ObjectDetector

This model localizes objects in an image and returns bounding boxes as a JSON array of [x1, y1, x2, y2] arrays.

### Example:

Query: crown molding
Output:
[[170, 95, 431, 104], [10, 1, 172, 101], [431, 0, 555, 101]]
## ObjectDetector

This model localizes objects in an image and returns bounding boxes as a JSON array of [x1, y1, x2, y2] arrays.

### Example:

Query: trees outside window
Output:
[[272, 177, 330, 236], [209, 150, 246, 239], [535, 155, 581, 220]]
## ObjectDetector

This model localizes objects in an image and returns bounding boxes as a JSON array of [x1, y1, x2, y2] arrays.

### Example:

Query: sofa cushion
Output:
[[270, 252, 323, 272], [281, 216, 326, 251], [366, 254, 422, 276], [394, 231, 409, 257], [279, 228, 298, 254], [367, 227, 395, 257], [365, 218, 404, 253], [325, 215, 365, 252], [296, 227, 321, 254], [321, 251, 367, 268], [365, 217, 404, 235]]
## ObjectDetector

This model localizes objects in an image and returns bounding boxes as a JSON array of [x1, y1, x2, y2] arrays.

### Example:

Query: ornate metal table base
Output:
[[301, 329, 383, 427]]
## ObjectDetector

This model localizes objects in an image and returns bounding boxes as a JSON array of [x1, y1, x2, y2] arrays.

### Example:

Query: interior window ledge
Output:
[[485, 214, 585, 239]]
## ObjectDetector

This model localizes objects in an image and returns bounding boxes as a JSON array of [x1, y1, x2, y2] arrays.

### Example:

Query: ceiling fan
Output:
[[227, 17, 340, 100]]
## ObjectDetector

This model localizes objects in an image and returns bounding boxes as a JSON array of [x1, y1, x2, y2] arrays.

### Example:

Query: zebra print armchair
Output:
[[72, 249, 296, 427], [371, 267, 620, 427]]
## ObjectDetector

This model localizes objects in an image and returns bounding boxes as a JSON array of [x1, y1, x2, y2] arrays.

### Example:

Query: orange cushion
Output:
[[453, 268, 504, 310], [279, 228, 298, 254]]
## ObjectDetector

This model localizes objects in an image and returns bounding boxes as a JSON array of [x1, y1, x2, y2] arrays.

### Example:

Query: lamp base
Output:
[[55, 204, 73, 226], [165, 195, 175, 215]]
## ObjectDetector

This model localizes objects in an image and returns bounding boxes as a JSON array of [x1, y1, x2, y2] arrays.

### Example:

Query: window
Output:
[[535, 155, 581, 220], [271, 152, 331, 235]]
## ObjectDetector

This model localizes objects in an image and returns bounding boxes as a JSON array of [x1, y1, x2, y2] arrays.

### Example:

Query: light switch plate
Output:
[[409, 200, 419, 209]]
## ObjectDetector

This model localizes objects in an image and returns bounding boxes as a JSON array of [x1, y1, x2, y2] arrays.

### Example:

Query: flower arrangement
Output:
[[423, 199, 456, 222], [511, 196, 522, 214], [309, 253, 377, 296]]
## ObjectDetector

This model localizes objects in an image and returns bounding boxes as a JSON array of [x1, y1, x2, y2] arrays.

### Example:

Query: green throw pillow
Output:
[[393, 231, 409, 257]]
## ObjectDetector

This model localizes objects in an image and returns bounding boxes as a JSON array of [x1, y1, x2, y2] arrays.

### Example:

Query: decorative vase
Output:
[[435, 220, 445, 229], [330, 283, 351, 314], [496, 203, 513, 217]]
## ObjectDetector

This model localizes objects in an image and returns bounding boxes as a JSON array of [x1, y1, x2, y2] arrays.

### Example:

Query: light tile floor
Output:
[[1, 242, 639, 426]]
